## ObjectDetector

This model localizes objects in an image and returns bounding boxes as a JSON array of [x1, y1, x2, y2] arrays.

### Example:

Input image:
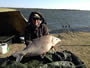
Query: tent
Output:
[[0, 8, 27, 36], [0, 8, 27, 43]]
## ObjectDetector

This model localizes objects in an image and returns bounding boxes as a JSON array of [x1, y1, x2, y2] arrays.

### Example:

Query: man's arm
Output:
[[42, 24, 49, 35], [24, 27, 32, 45]]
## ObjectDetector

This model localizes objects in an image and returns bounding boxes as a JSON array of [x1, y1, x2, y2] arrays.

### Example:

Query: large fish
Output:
[[13, 35, 61, 62]]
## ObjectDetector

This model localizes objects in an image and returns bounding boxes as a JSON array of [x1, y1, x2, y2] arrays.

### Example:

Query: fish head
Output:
[[51, 36, 61, 46]]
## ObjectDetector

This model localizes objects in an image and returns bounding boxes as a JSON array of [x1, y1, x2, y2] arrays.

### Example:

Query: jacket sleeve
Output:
[[24, 26, 32, 45], [42, 24, 49, 35]]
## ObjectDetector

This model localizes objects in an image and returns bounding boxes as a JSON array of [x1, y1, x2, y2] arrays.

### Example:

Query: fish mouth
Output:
[[56, 41, 61, 45]]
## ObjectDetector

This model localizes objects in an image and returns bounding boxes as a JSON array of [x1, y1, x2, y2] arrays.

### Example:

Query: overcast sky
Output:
[[0, 0, 90, 10]]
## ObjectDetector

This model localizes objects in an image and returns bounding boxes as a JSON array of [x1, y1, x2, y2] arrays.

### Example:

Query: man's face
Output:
[[32, 19, 42, 27]]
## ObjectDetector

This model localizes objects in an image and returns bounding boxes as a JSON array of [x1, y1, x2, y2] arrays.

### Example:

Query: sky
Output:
[[0, 0, 90, 10]]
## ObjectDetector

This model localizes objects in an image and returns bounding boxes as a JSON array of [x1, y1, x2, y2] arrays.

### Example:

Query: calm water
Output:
[[18, 8, 90, 33]]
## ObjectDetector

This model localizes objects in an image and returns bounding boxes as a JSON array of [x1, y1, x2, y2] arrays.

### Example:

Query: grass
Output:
[[54, 32, 90, 45], [54, 32, 90, 67], [0, 31, 90, 67]]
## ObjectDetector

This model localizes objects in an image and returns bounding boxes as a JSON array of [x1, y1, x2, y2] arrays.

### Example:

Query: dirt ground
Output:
[[0, 32, 90, 67]]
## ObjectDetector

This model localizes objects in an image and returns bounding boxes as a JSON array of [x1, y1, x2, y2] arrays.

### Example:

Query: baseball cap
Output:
[[33, 14, 41, 19]]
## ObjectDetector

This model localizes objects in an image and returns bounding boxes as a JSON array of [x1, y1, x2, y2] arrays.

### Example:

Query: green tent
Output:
[[0, 8, 27, 36], [0, 8, 27, 42]]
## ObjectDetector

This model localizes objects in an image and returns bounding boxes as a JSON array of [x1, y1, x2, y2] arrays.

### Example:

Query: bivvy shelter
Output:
[[0, 8, 27, 43]]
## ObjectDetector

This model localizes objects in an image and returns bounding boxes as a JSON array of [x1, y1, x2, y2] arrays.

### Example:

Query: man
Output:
[[24, 12, 49, 46]]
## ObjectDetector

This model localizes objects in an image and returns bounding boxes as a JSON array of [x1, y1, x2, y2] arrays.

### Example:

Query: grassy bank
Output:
[[54, 32, 90, 67], [54, 32, 90, 45], [0, 32, 90, 67]]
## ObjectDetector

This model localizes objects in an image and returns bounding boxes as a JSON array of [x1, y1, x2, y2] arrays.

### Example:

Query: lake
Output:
[[17, 8, 90, 33]]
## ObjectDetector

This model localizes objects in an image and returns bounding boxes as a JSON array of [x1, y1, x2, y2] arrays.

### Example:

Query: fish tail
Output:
[[16, 53, 24, 62], [13, 52, 24, 62]]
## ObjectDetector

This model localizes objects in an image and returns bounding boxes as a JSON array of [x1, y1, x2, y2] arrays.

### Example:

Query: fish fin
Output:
[[51, 46, 56, 52], [16, 53, 24, 62], [40, 53, 46, 59]]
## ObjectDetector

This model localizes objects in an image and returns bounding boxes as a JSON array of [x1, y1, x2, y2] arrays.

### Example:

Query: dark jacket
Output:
[[24, 23, 49, 45]]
